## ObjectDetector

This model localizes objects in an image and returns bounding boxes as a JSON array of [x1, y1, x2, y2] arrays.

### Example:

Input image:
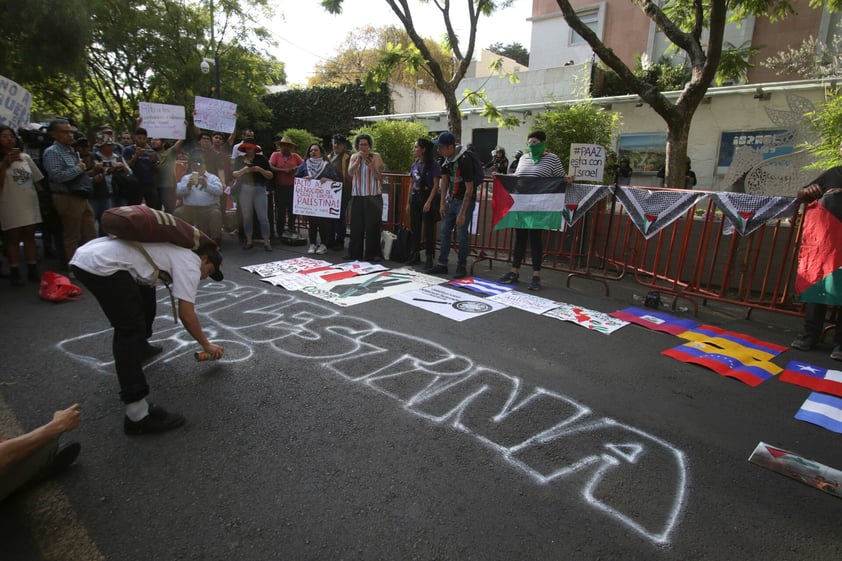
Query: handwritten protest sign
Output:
[[568, 143, 606, 182], [193, 96, 237, 134], [293, 177, 342, 218], [139, 102, 186, 139], [0, 75, 32, 130]]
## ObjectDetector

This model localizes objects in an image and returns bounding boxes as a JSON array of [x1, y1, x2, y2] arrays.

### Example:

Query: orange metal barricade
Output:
[[381, 173, 807, 319]]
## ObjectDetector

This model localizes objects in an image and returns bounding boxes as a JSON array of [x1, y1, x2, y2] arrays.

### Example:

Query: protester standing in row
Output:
[[497, 130, 566, 291], [269, 135, 304, 239], [406, 137, 442, 268], [296, 143, 340, 255], [347, 134, 385, 261], [327, 134, 352, 250], [0, 126, 45, 285], [233, 139, 273, 251]]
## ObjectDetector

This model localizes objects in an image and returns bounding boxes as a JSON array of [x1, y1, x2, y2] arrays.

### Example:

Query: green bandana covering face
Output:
[[528, 141, 546, 163]]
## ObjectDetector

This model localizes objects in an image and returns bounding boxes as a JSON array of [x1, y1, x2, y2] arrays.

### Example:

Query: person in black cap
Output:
[[69, 234, 224, 435]]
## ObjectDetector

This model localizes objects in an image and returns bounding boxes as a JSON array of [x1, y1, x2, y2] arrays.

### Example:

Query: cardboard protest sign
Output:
[[0, 76, 32, 130], [193, 96, 237, 134], [293, 177, 342, 218], [568, 143, 606, 182], [139, 102, 186, 139]]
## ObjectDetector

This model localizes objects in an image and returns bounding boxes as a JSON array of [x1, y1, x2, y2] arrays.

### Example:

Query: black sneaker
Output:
[[142, 343, 163, 362], [124, 404, 185, 435], [452, 266, 468, 279], [426, 264, 448, 274], [790, 334, 818, 351], [832, 346, 842, 361], [498, 272, 519, 284], [47, 442, 81, 477], [528, 276, 542, 291]]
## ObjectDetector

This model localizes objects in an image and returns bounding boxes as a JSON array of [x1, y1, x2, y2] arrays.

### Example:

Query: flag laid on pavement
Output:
[[748, 441, 842, 498], [781, 361, 842, 397], [492, 175, 566, 230], [608, 307, 698, 336], [709, 192, 796, 236], [611, 186, 707, 239], [662, 325, 785, 387], [561, 183, 611, 226], [796, 198, 842, 305], [448, 277, 514, 296], [795, 392, 842, 434]]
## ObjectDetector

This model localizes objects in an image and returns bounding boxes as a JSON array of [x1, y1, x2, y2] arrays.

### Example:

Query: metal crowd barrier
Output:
[[381, 173, 807, 319]]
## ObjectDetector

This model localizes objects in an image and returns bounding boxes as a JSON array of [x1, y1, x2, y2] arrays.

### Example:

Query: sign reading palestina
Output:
[[568, 143, 606, 183], [292, 177, 343, 219]]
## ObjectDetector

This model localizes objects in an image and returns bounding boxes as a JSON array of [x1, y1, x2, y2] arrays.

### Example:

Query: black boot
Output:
[[9, 266, 23, 286], [27, 263, 39, 283], [425, 254, 434, 269], [406, 251, 421, 265]]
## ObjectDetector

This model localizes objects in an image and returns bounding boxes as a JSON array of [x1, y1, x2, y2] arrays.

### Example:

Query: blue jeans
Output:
[[240, 184, 270, 240], [437, 198, 474, 268]]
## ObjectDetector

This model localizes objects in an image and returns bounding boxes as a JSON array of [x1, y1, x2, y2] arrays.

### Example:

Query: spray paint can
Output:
[[194, 351, 213, 362]]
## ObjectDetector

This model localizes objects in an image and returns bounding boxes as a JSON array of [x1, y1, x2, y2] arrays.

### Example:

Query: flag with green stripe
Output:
[[491, 175, 566, 230]]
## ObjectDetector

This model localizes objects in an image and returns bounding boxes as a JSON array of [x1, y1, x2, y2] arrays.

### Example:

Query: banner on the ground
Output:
[[0, 75, 31, 130], [748, 442, 842, 498], [139, 102, 186, 139], [293, 177, 343, 218], [193, 96, 237, 134]]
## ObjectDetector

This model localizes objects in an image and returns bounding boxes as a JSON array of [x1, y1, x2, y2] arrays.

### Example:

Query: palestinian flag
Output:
[[710, 192, 796, 236], [796, 197, 842, 305], [562, 183, 611, 226], [611, 186, 706, 240], [492, 175, 566, 230]]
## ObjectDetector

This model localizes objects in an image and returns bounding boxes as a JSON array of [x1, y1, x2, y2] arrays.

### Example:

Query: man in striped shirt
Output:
[[347, 134, 385, 261], [498, 130, 566, 291]]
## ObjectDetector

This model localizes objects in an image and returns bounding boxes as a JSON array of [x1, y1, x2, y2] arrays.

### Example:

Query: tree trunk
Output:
[[439, 82, 462, 141], [663, 117, 691, 189]]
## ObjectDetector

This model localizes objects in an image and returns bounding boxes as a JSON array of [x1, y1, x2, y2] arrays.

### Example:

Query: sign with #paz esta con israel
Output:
[[568, 143, 606, 182], [292, 177, 343, 219]]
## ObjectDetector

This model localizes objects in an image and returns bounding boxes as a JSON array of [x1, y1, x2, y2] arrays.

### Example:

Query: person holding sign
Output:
[[295, 143, 339, 255], [498, 130, 566, 291], [232, 140, 273, 251], [123, 127, 161, 209]]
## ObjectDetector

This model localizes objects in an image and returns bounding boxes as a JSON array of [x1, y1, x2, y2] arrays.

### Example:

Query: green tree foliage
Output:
[[352, 120, 431, 172], [5, 0, 284, 136], [262, 83, 391, 142], [805, 90, 842, 170], [555, 0, 839, 188], [322, 0, 514, 141], [487, 42, 529, 66], [278, 129, 321, 158], [594, 54, 691, 97], [762, 22, 842, 79], [530, 101, 621, 173], [309, 25, 454, 91]]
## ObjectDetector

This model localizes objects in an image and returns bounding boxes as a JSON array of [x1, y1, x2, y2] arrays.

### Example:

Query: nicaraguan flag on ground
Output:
[[492, 175, 566, 230], [795, 392, 842, 433], [608, 307, 698, 336], [781, 361, 842, 397], [448, 277, 514, 296]]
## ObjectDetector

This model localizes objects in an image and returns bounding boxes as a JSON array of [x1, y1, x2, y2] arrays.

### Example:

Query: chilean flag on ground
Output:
[[491, 175, 566, 230], [781, 360, 842, 397]]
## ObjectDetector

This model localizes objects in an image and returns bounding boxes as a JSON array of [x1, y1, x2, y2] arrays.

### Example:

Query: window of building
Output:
[[569, 6, 602, 46]]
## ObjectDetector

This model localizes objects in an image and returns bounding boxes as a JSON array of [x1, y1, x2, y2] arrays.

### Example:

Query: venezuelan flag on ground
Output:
[[491, 175, 566, 230], [662, 325, 786, 387]]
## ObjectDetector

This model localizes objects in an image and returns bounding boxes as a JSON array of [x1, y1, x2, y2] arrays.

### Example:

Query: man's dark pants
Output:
[[71, 267, 155, 403]]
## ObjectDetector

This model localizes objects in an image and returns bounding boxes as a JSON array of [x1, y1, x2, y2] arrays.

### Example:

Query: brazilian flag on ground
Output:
[[796, 194, 842, 305], [491, 175, 566, 230]]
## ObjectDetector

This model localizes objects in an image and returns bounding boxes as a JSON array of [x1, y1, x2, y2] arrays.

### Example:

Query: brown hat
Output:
[[237, 139, 261, 153], [273, 135, 296, 147]]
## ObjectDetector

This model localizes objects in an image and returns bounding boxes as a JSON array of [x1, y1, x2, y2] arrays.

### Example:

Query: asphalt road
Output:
[[1, 235, 840, 561]]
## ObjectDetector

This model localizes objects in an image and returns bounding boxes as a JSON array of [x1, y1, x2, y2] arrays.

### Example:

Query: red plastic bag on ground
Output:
[[39, 272, 83, 302]]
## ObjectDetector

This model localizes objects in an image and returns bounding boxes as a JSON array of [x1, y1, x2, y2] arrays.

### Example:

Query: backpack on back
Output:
[[101, 205, 214, 251]]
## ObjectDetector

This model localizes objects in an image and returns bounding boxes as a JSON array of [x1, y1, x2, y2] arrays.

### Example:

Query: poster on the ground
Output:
[[488, 290, 561, 315], [301, 267, 444, 307], [193, 96, 237, 134], [544, 303, 629, 334], [293, 177, 343, 218], [241, 257, 331, 277], [391, 285, 508, 322], [139, 102, 186, 139]]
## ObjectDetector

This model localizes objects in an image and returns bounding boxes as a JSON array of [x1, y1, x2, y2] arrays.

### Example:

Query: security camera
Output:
[[200, 60, 210, 74]]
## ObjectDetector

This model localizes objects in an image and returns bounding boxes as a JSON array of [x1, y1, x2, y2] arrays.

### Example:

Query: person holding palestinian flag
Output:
[[791, 142, 842, 361], [496, 130, 566, 291]]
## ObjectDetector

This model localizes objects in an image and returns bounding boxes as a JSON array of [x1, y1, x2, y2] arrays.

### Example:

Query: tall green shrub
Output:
[[279, 128, 320, 158], [805, 90, 842, 170], [352, 120, 430, 172], [531, 102, 621, 173]]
